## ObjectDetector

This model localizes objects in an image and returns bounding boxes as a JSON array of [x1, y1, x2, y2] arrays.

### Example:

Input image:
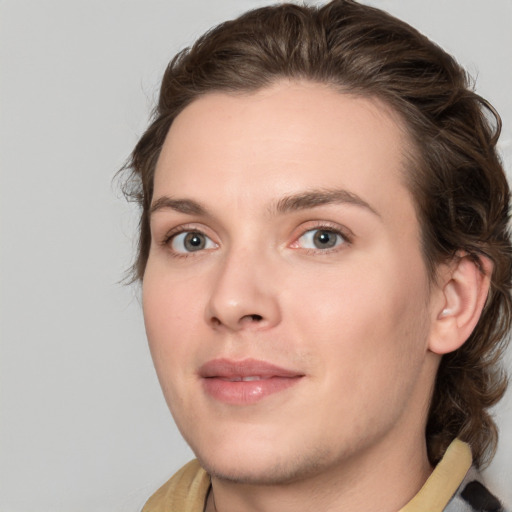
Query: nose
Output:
[[205, 248, 281, 332]]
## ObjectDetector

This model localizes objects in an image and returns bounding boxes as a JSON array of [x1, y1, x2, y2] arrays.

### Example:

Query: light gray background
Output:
[[1, 1, 511, 511]]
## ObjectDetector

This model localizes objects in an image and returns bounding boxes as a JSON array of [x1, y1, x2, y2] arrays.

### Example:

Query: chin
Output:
[[192, 439, 336, 486]]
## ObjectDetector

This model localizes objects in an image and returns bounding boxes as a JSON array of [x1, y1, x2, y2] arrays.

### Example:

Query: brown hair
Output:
[[122, 0, 512, 468]]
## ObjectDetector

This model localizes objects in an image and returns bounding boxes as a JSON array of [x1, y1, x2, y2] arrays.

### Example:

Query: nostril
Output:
[[210, 314, 263, 327], [240, 314, 263, 323], [211, 317, 222, 327]]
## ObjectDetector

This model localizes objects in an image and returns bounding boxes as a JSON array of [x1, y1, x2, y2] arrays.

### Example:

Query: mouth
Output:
[[220, 376, 269, 382], [199, 358, 304, 405]]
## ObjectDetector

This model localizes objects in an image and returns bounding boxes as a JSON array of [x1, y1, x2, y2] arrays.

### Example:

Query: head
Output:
[[122, 0, 512, 470]]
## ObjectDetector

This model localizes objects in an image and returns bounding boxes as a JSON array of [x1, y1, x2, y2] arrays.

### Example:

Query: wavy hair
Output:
[[121, 0, 512, 467]]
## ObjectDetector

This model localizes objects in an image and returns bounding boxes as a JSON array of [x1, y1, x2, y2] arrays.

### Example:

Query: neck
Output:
[[206, 431, 432, 512]]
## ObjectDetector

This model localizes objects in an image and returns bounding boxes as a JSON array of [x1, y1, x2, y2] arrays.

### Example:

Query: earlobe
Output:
[[428, 254, 492, 355]]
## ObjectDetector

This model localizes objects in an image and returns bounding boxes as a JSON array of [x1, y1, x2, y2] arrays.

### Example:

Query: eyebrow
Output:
[[149, 188, 380, 218], [272, 188, 380, 217], [150, 197, 208, 216]]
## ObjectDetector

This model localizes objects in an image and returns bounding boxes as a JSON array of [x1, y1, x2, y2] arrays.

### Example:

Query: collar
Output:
[[399, 439, 472, 512]]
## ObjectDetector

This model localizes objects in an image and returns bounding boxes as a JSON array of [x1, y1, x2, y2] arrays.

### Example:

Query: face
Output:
[[143, 81, 440, 484]]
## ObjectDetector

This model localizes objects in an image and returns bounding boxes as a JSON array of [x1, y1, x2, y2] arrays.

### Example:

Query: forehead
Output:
[[154, 81, 416, 226]]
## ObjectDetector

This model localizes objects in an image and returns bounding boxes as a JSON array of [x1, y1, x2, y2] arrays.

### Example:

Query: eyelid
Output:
[[289, 221, 354, 251], [160, 223, 213, 244], [159, 223, 219, 258]]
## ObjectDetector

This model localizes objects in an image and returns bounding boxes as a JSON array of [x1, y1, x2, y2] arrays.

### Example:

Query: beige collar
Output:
[[399, 439, 472, 512]]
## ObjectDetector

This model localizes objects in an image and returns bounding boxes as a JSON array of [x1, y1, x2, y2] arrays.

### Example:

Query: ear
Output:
[[428, 254, 492, 355]]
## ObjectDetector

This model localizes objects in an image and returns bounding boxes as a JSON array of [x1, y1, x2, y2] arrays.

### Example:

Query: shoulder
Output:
[[142, 460, 210, 512]]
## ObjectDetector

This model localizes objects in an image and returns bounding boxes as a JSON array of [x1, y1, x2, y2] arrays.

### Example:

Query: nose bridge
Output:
[[206, 241, 281, 331]]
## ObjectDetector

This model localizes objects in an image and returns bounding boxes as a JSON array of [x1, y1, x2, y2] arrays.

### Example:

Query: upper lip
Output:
[[199, 358, 304, 379]]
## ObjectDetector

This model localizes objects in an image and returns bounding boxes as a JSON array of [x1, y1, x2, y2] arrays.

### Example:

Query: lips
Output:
[[199, 358, 304, 405]]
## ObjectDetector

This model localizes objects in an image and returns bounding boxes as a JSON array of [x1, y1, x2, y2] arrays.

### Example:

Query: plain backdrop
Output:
[[1, 1, 511, 511]]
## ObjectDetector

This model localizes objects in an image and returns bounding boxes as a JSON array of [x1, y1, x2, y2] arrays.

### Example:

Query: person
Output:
[[121, 1, 512, 510]]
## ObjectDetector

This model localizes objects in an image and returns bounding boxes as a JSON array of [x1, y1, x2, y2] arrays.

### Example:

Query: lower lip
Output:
[[202, 376, 301, 405]]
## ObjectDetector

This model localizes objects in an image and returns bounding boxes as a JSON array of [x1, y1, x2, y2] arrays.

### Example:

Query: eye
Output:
[[297, 228, 347, 250], [170, 231, 217, 254]]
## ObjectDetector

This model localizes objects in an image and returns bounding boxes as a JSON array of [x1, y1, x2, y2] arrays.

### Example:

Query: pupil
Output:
[[185, 232, 205, 251], [314, 230, 336, 248]]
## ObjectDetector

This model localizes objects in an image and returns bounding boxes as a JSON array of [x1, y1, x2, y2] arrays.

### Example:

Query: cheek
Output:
[[142, 270, 210, 426], [294, 264, 431, 431], [142, 266, 205, 376], [286, 251, 430, 372]]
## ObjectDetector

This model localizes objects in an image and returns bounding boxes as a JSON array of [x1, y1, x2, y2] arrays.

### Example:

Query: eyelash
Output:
[[161, 224, 217, 259], [160, 222, 352, 258], [292, 222, 352, 254]]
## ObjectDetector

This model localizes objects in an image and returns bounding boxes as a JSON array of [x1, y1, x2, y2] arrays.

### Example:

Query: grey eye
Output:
[[171, 232, 216, 253], [298, 229, 345, 250]]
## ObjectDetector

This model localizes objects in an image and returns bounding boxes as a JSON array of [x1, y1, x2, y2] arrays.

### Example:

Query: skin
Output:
[[142, 81, 464, 512]]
